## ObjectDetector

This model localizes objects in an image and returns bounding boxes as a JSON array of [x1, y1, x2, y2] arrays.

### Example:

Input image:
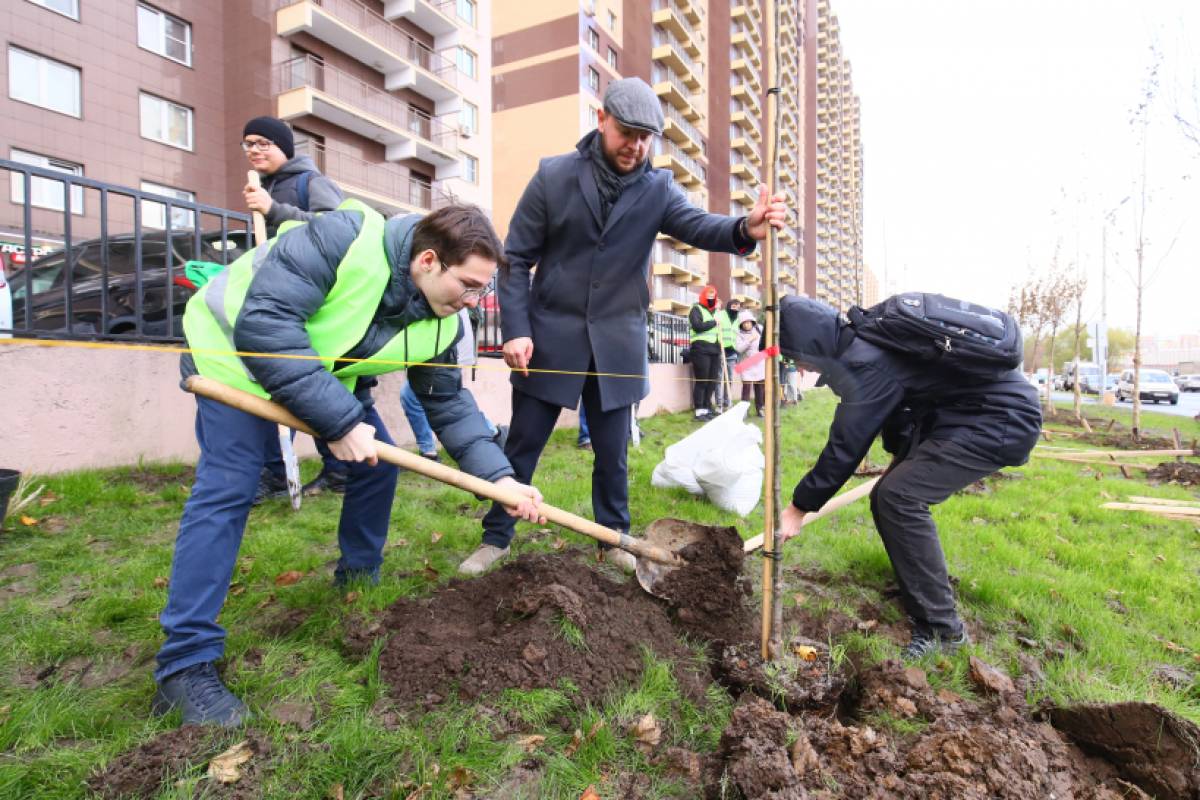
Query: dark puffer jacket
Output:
[[181, 209, 511, 482], [260, 156, 344, 235], [779, 295, 1041, 512]]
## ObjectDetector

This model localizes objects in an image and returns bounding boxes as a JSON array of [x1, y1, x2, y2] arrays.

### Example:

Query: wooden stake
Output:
[[1080, 416, 1093, 434], [1172, 429, 1183, 463], [1101, 502, 1200, 517]]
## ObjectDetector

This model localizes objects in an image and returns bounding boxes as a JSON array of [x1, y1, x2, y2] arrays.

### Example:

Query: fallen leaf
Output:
[[229, 583, 245, 596], [856, 619, 878, 632], [792, 644, 818, 662], [792, 593, 807, 605], [328, 784, 344, 800], [344, 591, 360, 604], [551, 537, 567, 551], [430, 531, 443, 544], [1163, 640, 1187, 653], [422, 560, 439, 583], [1154, 554, 1166, 563], [153, 576, 169, 589], [630, 713, 662, 753], [256, 594, 276, 610], [20, 515, 38, 526], [392, 538, 410, 548], [208, 740, 254, 784], [274, 570, 304, 587], [563, 728, 584, 757], [580, 787, 601, 800], [515, 734, 546, 752], [447, 766, 472, 790], [586, 719, 605, 739]]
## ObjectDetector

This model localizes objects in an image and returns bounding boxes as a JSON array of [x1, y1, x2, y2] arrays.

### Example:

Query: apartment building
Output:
[[0, 0, 487, 260]]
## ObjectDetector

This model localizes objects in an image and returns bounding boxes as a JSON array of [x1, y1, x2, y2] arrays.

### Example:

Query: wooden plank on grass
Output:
[[1035, 448, 1197, 459], [1126, 496, 1200, 507], [1101, 502, 1200, 517]]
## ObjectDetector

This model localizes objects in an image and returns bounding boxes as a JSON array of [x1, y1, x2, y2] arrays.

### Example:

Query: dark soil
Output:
[[363, 550, 709, 710], [1081, 432, 1177, 450], [651, 522, 756, 648], [958, 470, 1021, 496], [87, 728, 270, 800], [1147, 461, 1200, 486]]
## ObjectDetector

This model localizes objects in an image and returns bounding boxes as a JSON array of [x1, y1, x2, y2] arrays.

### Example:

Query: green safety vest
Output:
[[183, 198, 458, 399], [690, 304, 719, 344], [717, 309, 736, 349]]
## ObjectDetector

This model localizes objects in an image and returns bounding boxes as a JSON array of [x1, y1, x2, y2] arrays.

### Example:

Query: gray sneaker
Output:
[[151, 662, 250, 727], [458, 544, 511, 576], [901, 629, 969, 661], [600, 547, 637, 573]]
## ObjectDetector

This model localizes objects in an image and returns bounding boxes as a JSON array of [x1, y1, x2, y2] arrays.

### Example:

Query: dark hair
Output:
[[411, 204, 505, 270]]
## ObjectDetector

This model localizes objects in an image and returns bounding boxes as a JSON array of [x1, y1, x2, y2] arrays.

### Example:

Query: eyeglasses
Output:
[[436, 255, 494, 302], [240, 139, 275, 153]]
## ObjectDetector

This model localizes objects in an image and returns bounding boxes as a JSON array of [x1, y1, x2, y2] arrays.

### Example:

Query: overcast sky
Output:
[[830, 0, 1199, 338]]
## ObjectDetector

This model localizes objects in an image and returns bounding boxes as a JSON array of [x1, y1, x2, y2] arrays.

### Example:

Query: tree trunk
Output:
[[1044, 325, 1057, 416]]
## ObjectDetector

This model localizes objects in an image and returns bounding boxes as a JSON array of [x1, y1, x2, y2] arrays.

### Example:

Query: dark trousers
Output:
[[690, 343, 721, 410], [869, 436, 1000, 639], [740, 380, 765, 413], [156, 396, 398, 680], [482, 373, 630, 548]]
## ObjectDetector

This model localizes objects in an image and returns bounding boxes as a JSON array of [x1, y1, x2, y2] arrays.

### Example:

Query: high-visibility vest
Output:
[[183, 198, 458, 398], [717, 309, 736, 349], [689, 304, 719, 344]]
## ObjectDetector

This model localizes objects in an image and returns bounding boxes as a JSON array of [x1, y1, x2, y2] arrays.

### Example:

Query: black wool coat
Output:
[[499, 131, 755, 411]]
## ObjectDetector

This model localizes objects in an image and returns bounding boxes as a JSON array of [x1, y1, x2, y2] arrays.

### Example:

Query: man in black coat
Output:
[[459, 78, 788, 575], [775, 296, 1042, 659]]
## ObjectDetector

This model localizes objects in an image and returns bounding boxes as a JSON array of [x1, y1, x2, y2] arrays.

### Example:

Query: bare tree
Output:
[[1127, 50, 1161, 438], [1009, 276, 1045, 377], [1066, 272, 1088, 418], [1036, 251, 1074, 416]]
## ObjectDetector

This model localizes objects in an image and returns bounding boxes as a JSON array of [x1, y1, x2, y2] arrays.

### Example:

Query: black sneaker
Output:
[[151, 662, 250, 727], [901, 629, 970, 661], [333, 566, 380, 588], [252, 468, 289, 506], [302, 466, 348, 496]]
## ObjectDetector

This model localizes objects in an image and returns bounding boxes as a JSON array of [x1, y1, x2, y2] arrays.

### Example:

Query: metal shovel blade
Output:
[[635, 517, 709, 597]]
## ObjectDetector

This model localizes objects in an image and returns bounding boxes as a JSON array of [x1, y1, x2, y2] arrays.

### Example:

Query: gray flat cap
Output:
[[603, 77, 664, 135]]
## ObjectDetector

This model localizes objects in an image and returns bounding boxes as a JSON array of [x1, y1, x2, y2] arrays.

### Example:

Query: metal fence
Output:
[[0, 158, 252, 343]]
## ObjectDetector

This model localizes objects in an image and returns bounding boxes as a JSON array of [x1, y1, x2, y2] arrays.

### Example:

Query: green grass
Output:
[[0, 391, 1197, 798]]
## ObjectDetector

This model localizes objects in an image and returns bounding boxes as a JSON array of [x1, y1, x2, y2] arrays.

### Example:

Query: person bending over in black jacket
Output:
[[775, 296, 1041, 660]]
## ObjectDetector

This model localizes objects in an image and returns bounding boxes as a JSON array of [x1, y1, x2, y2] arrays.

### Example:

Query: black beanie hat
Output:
[[242, 116, 294, 159]]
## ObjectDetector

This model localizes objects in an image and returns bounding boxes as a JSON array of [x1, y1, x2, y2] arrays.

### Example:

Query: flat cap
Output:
[[603, 77, 664, 135]]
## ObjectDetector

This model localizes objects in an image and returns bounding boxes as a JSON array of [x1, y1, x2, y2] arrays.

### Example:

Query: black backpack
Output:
[[846, 292, 1023, 378]]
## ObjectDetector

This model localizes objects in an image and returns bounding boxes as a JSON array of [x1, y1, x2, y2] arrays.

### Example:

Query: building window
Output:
[[465, 155, 479, 185], [137, 4, 192, 66], [141, 181, 196, 230], [455, 0, 475, 26], [607, 10, 617, 31], [456, 46, 477, 79], [607, 46, 618, 70], [587, 66, 600, 93], [587, 27, 600, 51], [460, 101, 478, 136], [7, 47, 81, 118], [9, 148, 84, 214], [139, 92, 193, 150], [27, 0, 79, 19]]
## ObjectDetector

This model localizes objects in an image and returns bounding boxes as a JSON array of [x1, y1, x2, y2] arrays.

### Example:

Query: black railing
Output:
[[1, 158, 252, 344]]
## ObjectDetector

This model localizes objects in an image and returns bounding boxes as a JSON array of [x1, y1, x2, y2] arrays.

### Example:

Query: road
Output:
[[1049, 390, 1200, 420]]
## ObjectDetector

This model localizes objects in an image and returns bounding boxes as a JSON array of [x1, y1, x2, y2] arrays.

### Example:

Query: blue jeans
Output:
[[155, 396, 398, 681], [401, 380, 497, 454], [577, 403, 591, 445]]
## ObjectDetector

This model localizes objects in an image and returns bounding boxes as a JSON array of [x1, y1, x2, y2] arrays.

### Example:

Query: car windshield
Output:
[[1141, 370, 1173, 383]]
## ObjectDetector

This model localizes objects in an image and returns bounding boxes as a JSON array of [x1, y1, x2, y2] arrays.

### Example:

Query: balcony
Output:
[[662, 103, 704, 154], [729, 177, 755, 208], [652, 67, 701, 121], [296, 141, 441, 215], [730, 83, 761, 117], [275, 0, 459, 107], [653, 29, 703, 90], [731, 257, 761, 284], [730, 28, 762, 68], [730, 100, 762, 141], [652, 0, 702, 57], [729, 150, 760, 184], [652, 243, 703, 285], [672, 0, 702, 25], [730, 56, 760, 90], [730, 135, 761, 164], [653, 139, 706, 187], [275, 57, 459, 173], [381, 0, 458, 36], [779, 271, 797, 285]]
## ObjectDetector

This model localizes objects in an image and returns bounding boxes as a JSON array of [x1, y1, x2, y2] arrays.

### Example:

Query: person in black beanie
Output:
[[242, 116, 344, 237], [241, 116, 349, 500]]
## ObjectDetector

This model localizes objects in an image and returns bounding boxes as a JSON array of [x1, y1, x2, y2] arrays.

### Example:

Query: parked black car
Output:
[[7, 229, 251, 339]]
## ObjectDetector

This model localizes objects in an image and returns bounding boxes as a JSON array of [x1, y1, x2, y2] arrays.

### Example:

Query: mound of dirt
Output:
[[365, 551, 710, 710], [702, 694, 807, 800], [87, 728, 270, 800], [1147, 461, 1200, 486], [1081, 433, 1176, 450]]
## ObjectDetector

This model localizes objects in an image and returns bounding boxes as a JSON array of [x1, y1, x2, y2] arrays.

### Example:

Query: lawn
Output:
[[0, 390, 1197, 798]]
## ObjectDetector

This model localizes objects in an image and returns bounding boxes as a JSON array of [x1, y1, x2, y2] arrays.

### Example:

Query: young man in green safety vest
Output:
[[152, 201, 544, 728], [688, 285, 724, 420]]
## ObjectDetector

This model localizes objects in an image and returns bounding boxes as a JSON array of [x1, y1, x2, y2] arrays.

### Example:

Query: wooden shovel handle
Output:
[[184, 376, 683, 566], [246, 170, 268, 246], [743, 476, 880, 553]]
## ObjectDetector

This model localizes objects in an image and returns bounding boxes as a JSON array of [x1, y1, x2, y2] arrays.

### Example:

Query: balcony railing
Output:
[[653, 138, 707, 183], [652, 0, 701, 42], [296, 141, 441, 213], [652, 28, 703, 83], [662, 102, 704, 148], [277, 56, 458, 155]]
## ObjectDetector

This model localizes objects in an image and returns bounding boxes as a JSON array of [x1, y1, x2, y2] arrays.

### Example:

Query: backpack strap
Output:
[[296, 171, 312, 212]]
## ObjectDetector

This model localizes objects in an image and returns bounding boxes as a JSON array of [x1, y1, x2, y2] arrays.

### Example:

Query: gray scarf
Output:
[[589, 132, 644, 224]]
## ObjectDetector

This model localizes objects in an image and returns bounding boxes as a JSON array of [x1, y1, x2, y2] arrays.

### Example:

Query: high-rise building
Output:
[[0, 0, 486, 251]]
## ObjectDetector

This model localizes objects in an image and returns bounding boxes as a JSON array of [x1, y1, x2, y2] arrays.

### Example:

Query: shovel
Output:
[[184, 375, 688, 595]]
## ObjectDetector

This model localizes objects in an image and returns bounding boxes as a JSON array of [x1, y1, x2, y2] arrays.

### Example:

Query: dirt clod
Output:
[[87, 728, 270, 800], [1146, 461, 1200, 486]]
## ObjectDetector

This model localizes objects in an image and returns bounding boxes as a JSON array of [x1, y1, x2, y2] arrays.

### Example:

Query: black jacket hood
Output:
[[779, 295, 848, 386]]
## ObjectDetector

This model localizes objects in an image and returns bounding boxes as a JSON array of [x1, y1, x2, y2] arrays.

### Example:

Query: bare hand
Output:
[[328, 422, 377, 465], [243, 184, 273, 216], [777, 503, 808, 542], [503, 337, 534, 377], [496, 476, 546, 523], [746, 185, 788, 240]]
